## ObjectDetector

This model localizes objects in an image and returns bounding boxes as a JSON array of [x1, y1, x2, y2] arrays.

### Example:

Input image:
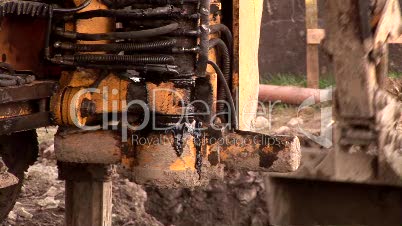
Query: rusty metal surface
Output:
[[128, 131, 223, 188], [0, 112, 52, 135], [0, 81, 56, 104], [209, 130, 301, 173], [125, 127, 300, 188], [0, 102, 34, 119], [0, 18, 47, 74]]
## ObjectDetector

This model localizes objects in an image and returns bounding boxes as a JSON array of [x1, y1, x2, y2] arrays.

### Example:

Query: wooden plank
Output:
[[305, 0, 320, 89], [65, 180, 113, 226]]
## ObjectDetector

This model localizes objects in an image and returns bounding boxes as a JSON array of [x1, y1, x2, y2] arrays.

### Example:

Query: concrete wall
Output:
[[258, 0, 402, 79]]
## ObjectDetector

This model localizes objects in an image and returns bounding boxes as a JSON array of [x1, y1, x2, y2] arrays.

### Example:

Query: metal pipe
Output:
[[259, 84, 322, 105], [196, 0, 210, 77]]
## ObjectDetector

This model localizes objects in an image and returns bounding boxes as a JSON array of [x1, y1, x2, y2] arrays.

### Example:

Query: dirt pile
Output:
[[146, 170, 269, 226]]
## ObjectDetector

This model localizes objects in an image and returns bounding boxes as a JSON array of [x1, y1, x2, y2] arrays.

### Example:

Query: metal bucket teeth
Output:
[[23, 2, 29, 14], [5, 2, 11, 14], [17, 2, 22, 15], [10, 2, 17, 14], [0, 1, 50, 17]]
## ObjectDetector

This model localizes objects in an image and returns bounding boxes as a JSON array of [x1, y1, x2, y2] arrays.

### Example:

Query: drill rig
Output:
[[0, 0, 301, 225]]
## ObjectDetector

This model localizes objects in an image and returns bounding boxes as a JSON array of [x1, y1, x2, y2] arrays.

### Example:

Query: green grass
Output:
[[261, 73, 335, 89], [389, 71, 402, 78], [261, 72, 402, 89]]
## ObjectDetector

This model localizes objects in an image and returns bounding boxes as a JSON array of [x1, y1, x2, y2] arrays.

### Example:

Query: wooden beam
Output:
[[65, 180, 113, 226], [305, 0, 320, 89], [61, 164, 114, 226], [307, 28, 325, 44]]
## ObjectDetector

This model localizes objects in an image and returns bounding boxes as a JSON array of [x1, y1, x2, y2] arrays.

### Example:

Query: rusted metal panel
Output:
[[0, 18, 47, 74]]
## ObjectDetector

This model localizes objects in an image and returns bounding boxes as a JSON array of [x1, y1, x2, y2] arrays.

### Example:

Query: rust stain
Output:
[[170, 156, 196, 171], [0, 18, 46, 73], [146, 82, 188, 115]]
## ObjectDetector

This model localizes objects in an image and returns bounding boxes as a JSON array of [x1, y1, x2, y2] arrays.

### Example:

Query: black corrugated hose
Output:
[[209, 38, 231, 114], [207, 60, 237, 129], [54, 39, 177, 52], [210, 24, 233, 53], [71, 54, 175, 65]]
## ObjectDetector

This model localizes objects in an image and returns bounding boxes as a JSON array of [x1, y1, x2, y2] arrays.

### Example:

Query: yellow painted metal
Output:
[[146, 82, 190, 115], [52, 0, 119, 126], [233, 0, 263, 131]]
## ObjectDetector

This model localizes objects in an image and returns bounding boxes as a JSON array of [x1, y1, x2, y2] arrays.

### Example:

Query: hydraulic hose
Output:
[[69, 6, 184, 19], [77, 64, 180, 76], [71, 54, 175, 64], [209, 38, 231, 113], [210, 24, 233, 53], [207, 60, 237, 129], [101, 0, 198, 9], [0, 0, 91, 17], [53, 0, 91, 13], [54, 22, 179, 41], [54, 39, 177, 52]]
